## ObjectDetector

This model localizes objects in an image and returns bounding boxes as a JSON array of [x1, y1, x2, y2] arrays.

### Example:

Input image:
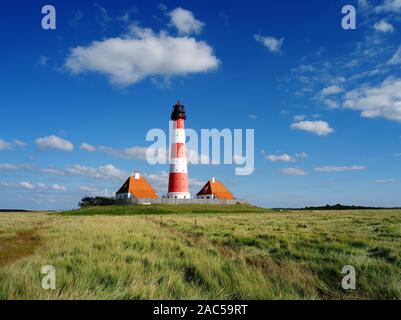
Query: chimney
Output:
[[211, 176, 216, 183], [134, 171, 140, 180]]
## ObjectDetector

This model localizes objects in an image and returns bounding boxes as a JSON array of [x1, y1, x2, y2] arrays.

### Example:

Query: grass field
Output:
[[0, 205, 400, 300]]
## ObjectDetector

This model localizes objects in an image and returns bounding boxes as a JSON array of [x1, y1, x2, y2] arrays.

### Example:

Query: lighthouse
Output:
[[167, 101, 190, 199]]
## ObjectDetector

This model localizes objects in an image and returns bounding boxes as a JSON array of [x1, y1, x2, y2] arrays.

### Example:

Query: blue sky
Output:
[[1, 0, 401, 210]]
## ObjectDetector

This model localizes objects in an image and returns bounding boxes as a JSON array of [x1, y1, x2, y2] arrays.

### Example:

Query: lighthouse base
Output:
[[166, 192, 191, 199]]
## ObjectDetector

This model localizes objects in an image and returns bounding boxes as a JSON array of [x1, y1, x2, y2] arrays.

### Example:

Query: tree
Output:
[[78, 196, 115, 208]]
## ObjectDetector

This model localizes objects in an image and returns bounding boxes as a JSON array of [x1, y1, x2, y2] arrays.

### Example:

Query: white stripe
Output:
[[170, 162, 188, 173], [170, 158, 188, 165], [170, 158, 188, 173], [167, 192, 191, 199], [172, 129, 186, 144]]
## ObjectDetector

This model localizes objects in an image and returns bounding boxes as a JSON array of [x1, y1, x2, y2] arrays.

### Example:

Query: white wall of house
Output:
[[196, 194, 215, 199], [116, 193, 133, 200]]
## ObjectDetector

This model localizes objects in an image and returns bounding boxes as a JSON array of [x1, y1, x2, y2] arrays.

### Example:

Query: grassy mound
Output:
[[62, 204, 270, 216]]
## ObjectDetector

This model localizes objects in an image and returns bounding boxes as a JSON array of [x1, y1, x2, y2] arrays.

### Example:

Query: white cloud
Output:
[[280, 168, 307, 176], [65, 164, 127, 180], [0, 163, 31, 171], [65, 26, 219, 86], [80, 143, 96, 152], [0, 139, 12, 150], [320, 85, 344, 96], [117, 6, 137, 24], [290, 121, 334, 136], [343, 78, 401, 122], [80, 185, 99, 192], [1, 181, 66, 192], [0, 139, 26, 151], [98, 164, 127, 180], [79, 185, 114, 197], [69, 9, 84, 27], [81, 144, 150, 160], [64, 165, 97, 176], [295, 152, 308, 159], [321, 98, 340, 109], [37, 183, 47, 190], [144, 171, 169, 189], [93, 3, 112, 31], [19, 181, 35, 190], [40, 168, 65, 175], [16, 181, 67, 191], [292, 64, 316, 73], [190, 178, 205, 188], [13, 140, 27, 147], [35, 135, 74, 151], [0, 181, 10, 187], [374, 20, 394, 33], [315, 165, 367, 173], [376, 178, 396, 183], [317, 86, 344, 109], [332, 76, 346, 85], [254, 35, 284, 54], [388, 46, 401, 65], [376, 0, 401, 13], [100, 145, 149, 160], [51, 184, 67, 191], [293, 114, 306, 122], [38, 55, 49, 66], [265, 154, 295, 162], [0, 163, 19, 170], [359, 0, 371, 8], [248, 114, 258, 119], [168, 7, 204, 35]]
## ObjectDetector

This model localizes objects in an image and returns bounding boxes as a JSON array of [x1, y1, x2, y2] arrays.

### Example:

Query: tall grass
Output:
[[0, 207, 400, 299]]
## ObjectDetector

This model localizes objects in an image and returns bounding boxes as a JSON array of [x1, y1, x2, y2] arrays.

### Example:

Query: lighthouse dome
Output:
[[171, 101, 187, 121]]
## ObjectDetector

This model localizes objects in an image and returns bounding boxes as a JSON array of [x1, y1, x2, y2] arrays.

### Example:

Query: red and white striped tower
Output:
[[167, 101, 190, 199]]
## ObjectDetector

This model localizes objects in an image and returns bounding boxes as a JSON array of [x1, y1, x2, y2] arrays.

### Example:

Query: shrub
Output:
[[78, 196, 116, 208]]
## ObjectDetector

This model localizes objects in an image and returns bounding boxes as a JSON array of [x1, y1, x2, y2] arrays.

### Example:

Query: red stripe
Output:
[[170, 143, 186, 158], [174, 119, 185, 129], [170, 119, 188, 193], [168, 172, 189, 193]]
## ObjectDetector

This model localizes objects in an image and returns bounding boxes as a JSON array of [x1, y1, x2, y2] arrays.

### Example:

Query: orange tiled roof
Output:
[[116, 176, 158, 199], [196, 180, 235, 199]]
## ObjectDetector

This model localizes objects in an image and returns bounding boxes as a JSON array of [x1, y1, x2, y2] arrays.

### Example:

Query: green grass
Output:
[[63, 204, 269, 216], [0, 206, 400, 300]]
